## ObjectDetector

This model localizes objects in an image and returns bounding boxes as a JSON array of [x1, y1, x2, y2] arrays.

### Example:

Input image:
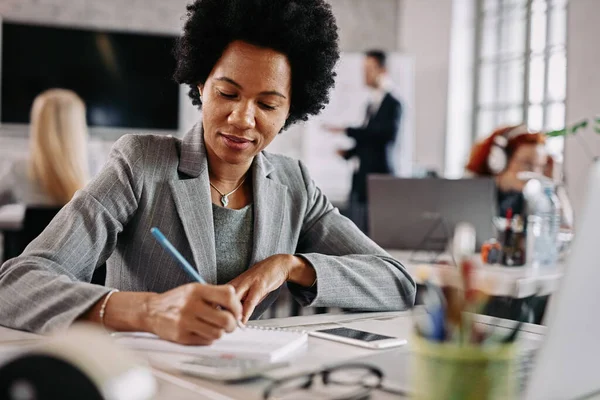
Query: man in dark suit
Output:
[[325, 50, 402, 233]]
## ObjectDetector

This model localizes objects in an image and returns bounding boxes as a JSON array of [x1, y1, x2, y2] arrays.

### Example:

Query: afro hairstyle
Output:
[[173, 0, 340, 130]]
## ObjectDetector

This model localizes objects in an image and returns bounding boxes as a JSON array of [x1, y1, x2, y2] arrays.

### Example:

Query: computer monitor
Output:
[[524, 160, 600, 399], [1, 21, 179, 131], [367, 176, 497, 251]]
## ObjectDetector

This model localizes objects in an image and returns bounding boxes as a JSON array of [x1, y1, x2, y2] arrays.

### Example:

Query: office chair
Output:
[[1, 230, 20, 265], [2, 206, 106, 285], [20, 207, 63, 255], [1, 206, 62, 262]]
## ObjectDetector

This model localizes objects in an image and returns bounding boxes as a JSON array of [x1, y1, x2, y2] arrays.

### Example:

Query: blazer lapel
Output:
[[169, 123, 217, 283], [169, 122, 288, 279], [250, 153, 288, 265]]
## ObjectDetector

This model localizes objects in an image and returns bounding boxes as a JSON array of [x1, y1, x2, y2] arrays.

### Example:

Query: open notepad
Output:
[[112, 326, 307, 362]]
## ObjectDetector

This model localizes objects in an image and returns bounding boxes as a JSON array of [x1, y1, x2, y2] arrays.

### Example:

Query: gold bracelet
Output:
[[99, 289, 119, 329]]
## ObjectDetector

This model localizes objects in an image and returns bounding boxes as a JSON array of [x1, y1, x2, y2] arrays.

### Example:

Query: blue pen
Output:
[[150, 227, 245, 330]]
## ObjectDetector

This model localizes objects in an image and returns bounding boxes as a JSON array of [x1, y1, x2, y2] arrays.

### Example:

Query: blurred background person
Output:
[[0, 89, 91, 263], [0, 89, 89, 207], [466, 124, 576, 324], [465, 124, 573, 229], [324, 50, 402, 234]]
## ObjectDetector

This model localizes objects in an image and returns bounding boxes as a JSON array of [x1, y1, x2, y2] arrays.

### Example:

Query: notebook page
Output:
[[113, 327, 307, 362]]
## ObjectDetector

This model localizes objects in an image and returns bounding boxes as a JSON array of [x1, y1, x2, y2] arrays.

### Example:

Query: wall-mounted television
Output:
[[1, 21, 179, 130]]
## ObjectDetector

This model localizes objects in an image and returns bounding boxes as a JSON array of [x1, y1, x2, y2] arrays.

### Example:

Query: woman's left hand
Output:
[[228, 254, 316, 323]]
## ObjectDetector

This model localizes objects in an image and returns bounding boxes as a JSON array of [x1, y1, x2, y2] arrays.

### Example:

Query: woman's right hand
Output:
[[144, 283, 243, 345]]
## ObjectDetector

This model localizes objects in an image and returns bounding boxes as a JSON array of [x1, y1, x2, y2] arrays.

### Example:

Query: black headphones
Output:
[[487, 125, 529, 174]]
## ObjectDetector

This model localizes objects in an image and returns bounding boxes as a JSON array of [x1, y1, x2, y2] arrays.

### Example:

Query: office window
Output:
[[472, 0, 567, 157]]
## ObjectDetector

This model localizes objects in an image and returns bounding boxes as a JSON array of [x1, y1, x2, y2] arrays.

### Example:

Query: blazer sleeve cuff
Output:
[[286, 254, 318, 306], [45, 285, 114, 333], [287, 253, 338, 307]]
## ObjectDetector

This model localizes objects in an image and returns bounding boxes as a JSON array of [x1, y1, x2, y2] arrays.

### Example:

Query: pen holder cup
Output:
[[410, 335, 516, 400]]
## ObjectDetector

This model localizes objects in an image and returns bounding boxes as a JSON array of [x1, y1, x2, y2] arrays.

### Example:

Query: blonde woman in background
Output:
[[0, 89, 89, 207]]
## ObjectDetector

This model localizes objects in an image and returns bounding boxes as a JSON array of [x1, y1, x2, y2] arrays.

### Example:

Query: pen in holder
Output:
[[411, 222, 518, 399], [410, 335, 516, 400]]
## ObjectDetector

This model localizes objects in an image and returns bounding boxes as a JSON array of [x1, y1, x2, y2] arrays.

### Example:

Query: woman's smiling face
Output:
[[199, 40, 292, 166]]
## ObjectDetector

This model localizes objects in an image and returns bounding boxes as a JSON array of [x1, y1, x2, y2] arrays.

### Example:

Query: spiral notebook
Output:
[[112, 326, 307, 362]]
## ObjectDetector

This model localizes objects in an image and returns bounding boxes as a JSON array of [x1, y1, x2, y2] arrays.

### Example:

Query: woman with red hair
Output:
[[467, 125, 573, 323], [466, 125, 556, 217]]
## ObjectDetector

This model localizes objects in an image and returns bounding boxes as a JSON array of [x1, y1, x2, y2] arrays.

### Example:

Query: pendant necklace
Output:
[[209, 177, 247, 207]]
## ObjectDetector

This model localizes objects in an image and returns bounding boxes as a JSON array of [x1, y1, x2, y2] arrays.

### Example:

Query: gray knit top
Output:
[[212, 203, 254, 284]]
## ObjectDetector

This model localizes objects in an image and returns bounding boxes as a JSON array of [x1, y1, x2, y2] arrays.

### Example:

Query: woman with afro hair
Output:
[[0, 0, 416, 342]]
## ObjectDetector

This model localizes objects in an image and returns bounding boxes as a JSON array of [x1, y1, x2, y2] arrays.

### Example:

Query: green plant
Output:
[[546, 117, 600, 137], [545, 117, 600, 161]]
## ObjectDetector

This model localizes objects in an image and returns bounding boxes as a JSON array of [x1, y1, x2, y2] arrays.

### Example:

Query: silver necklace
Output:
[[209, 177, 247, 207]]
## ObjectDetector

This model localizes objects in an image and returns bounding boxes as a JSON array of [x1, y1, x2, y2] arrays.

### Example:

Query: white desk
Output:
[[0, 312, 546, 400], [386, 249, 563, 298]]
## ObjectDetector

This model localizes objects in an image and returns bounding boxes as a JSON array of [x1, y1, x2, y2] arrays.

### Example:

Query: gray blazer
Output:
[[0, 123, 415, 333]]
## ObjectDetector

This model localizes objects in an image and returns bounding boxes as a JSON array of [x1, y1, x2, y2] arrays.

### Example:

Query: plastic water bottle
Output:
[[543, 185, 561, 265], [524, 180, 561, 268]]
